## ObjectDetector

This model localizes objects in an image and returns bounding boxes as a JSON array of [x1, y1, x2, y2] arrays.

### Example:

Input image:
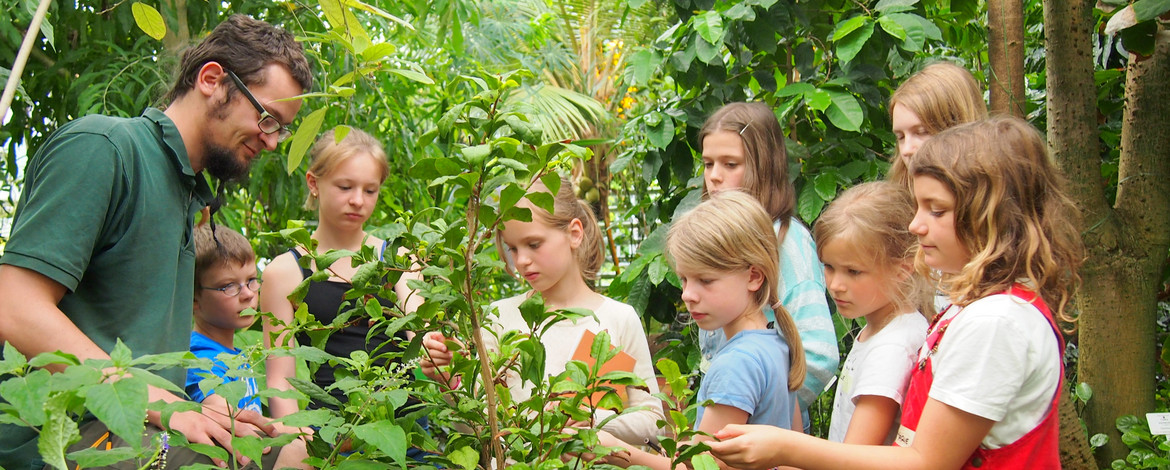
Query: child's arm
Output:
[[591, 403, 747, 469], [841, 395, 899, 445], [258, 253, 302, 419], [419, 331, 462, 389], [709, 398, 994, 470]]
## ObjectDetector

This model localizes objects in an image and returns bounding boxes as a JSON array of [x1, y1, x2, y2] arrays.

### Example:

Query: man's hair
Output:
[[193, 223, 256, 289], [165, 15, 312, 103]]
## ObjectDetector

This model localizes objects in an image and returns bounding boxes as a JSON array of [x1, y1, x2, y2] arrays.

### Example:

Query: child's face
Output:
[[500, 213, 583, 295], [910, 176, 970, 273], [194, 261, 260, 331], [702, 130, 748, 194], [821, 239, 898, 321], [307, 153, 384, 230], [892, 104, 930, 163], [676, 262, 764, 339]]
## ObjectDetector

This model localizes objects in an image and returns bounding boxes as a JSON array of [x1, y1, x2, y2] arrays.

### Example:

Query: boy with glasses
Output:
[[186, 224, 312, 469]]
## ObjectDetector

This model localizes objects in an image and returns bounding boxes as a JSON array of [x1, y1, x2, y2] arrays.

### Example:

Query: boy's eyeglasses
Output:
[[224, 69, 293, 143], [201, 278, 262, 297]]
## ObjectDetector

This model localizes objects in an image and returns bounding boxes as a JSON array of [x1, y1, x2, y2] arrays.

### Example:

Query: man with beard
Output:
[[0, 15, 312, 469]]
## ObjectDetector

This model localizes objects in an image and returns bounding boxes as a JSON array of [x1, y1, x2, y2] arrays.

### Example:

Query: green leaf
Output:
[[0, 342, 27, 374], [629, 49, 660, 85], [1076, 382, 1093, 402], [691, 453, 720, 470], [232, 435, 266, 466], [359, 43, 395, 61], [38, 407, 79, 470], [353, 421, 407, 464], [831, 15, 869, 41], [835, 21, 875, 63], [0, 369, 51, 426], [798, 183, 825, 222], [777, 82, 815, 98], [694, 11, 725, 45], [875, 0, 920, 13], [825, 90, 864, 132], [1133, 0, 1170, 22], [878, 15, 907, 40], [131, 3, 166, 41], [804, 89, 832, 112], [287, 107, 329, 174], [390, 68, 435, 85], [813, 173, 837, 201], [68, 446, 141, 468], [1090, 433, 1109, 448], [725, 3, 756, 21], [648, 256, 670, 285], [647, 114, 675, 149], [84, 379, 148, 445], [694, 34, 721, 65]]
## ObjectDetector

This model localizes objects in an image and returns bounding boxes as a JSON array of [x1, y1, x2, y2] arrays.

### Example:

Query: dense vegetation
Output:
[[1, 0, 1167, 468]]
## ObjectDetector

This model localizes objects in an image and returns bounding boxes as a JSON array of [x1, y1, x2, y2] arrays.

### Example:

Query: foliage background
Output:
[[1, 0, 1168, 468]]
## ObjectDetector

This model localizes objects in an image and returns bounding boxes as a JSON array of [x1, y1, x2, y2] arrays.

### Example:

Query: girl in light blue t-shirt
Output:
[[592, 191, 806, 468]]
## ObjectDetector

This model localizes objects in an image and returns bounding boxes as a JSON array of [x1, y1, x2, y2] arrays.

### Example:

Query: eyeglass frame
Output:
[[200, 278, 262, 297], [224, 69, 293, 143]]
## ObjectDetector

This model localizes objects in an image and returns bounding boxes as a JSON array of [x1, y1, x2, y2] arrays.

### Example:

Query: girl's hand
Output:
[[420, 331, 462, 388], [708, 424, 791, 469]]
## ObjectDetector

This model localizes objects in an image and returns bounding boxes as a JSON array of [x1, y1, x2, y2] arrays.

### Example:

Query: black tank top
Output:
[[289, 246, 410, 411]]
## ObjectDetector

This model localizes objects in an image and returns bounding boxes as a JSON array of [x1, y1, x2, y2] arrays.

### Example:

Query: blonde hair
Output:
[[888, 62, 987, 185], [304, 128, 390, 210], [193, 223, 255, 290], [498, 174, 605, 281], [910, 116, 1083, 324], [699, 102, 796, 230], [666, 191, 806, 391], [813, 182, 936, 319]]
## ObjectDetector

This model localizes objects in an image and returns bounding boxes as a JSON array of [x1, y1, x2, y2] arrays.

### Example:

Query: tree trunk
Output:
[[1046, 0, 1170, 465], [988, 0, 1026, 117], [1058, 388, 1096, 469]]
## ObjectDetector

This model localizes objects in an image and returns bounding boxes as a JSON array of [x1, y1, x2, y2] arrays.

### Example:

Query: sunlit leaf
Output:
[[131, 3, 166, 40]]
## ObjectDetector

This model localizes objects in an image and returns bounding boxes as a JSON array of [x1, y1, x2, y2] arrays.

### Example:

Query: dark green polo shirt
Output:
[[0, 108, 213, 467]]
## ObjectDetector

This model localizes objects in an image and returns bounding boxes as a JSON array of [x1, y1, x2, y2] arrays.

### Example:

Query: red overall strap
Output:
[[895, 285, 1064, 469]]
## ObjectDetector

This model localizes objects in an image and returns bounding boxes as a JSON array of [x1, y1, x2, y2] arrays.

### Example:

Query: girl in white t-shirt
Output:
[[708, 116, 1083, 470], [418, 174, 663, 445], [813, 182, 934, 445]]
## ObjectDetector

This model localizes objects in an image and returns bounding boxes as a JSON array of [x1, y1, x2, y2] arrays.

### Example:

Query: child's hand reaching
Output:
[[420, 331, 462, 389]]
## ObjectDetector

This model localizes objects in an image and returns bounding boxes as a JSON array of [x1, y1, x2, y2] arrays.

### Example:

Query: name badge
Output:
[[895, 425, 915, 447]]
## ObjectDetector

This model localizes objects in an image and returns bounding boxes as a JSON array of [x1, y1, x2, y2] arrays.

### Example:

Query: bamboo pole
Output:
[[0, 0, 53, 122]]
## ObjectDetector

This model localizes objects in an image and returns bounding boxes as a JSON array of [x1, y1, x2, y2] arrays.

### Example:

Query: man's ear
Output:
[[195, 62, 227, 98]]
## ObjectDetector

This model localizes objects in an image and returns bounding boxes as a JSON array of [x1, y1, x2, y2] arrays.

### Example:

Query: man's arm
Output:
[[0, 265, 275, 466]]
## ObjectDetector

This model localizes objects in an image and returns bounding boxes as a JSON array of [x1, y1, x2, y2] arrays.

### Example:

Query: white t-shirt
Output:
[[829, 312, 928, 443], [483, 293, 664, 445], [923, 294, 1061, 448]]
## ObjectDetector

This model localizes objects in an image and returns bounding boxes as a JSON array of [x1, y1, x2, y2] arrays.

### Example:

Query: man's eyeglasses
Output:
[[201, 278, 262, 297], [225, 70, 293, 143]]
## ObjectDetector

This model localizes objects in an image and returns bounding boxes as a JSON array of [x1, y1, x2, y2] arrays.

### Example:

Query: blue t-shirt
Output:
[[696, 329, 794, 429], [185, 331, 262, 414]]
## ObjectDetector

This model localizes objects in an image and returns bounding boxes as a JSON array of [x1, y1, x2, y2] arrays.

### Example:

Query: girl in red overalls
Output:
[[706, 115, 1084, 470]]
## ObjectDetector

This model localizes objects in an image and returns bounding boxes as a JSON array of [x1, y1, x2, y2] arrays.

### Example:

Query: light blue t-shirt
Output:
[[697, 329, 794, 429], [185, 331, 262, 414], [701, 218, 838, 409]]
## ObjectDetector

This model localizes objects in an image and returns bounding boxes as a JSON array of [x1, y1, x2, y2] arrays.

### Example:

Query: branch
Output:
[[1115, 30, 1170, 252]]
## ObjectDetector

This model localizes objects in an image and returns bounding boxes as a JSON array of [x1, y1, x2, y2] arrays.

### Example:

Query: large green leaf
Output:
[[84, 379, 148, 445], [875, 0, 920, 13], [825, 90, 864, 132], [647, 114, 675, 149], [694, 11, 725, 45], [629, 49, 660, 86], [286, 107, 329, 174], [835, 21, 875, 63]]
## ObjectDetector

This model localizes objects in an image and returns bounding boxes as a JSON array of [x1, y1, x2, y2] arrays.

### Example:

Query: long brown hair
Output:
[[910, 116, 1083, 323], [498, 174, 604, 281], [699, 102, 796, 230]]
